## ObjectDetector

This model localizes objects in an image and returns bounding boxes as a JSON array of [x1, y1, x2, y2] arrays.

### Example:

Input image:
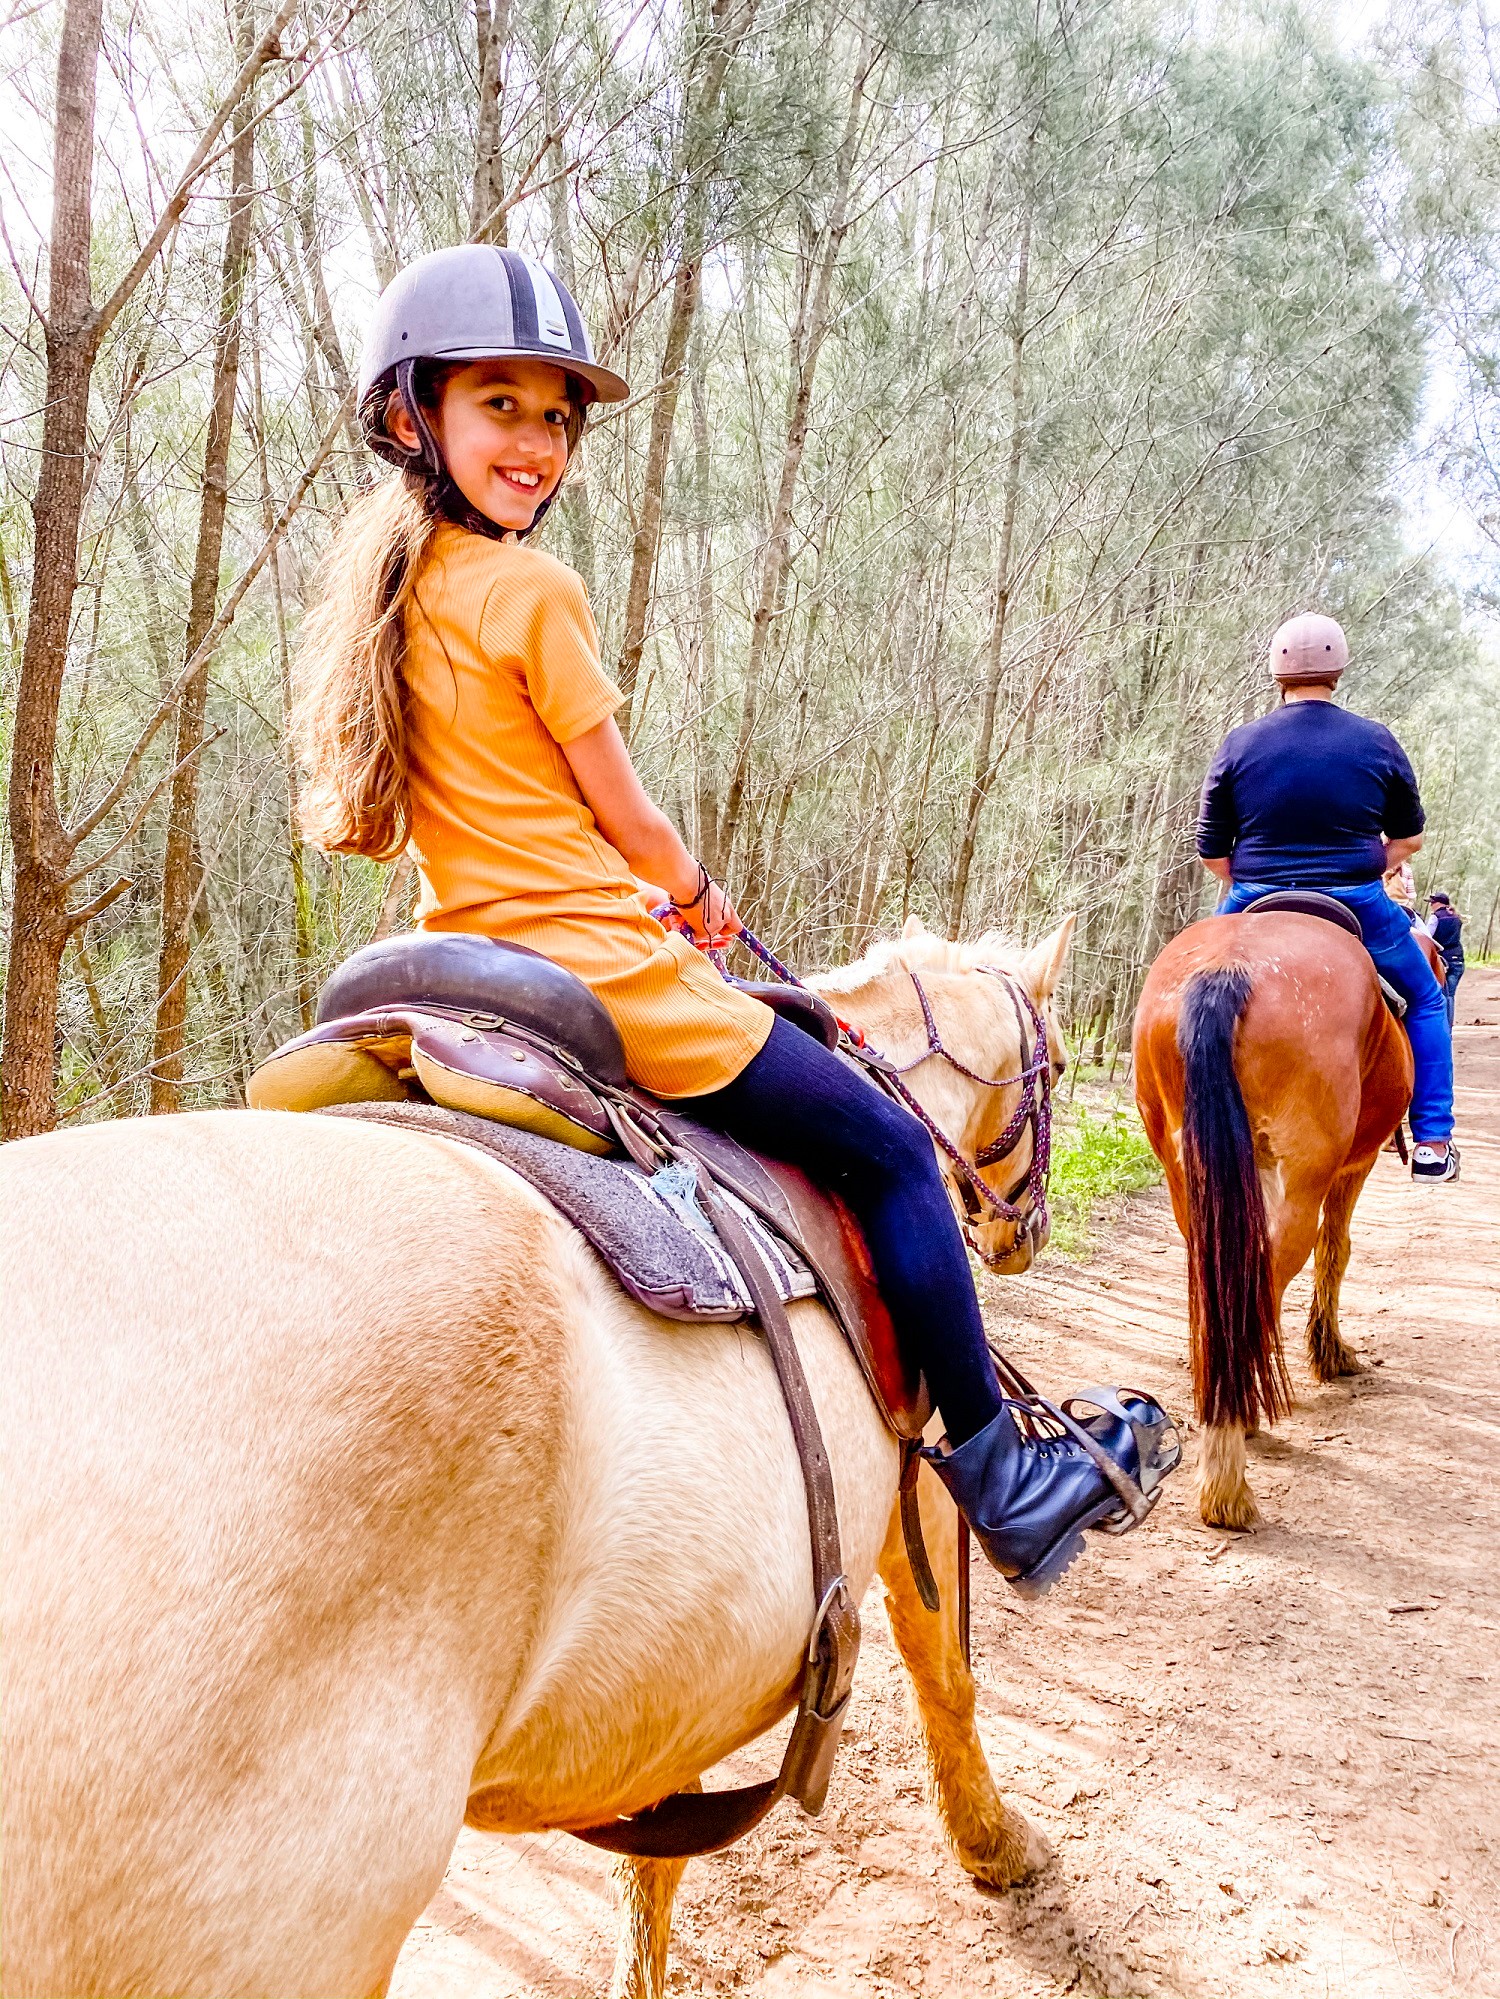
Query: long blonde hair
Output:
[[295, 471, 440, 860]]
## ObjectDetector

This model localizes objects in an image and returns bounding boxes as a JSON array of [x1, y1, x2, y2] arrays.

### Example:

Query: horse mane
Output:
[[812, 924, 1020, 995]]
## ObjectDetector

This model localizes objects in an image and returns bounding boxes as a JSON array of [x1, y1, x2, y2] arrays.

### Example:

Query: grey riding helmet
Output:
[[357, 245, 629, 525]]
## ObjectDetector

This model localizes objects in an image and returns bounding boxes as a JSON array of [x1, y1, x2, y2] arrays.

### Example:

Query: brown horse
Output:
[[1133, 911, 1413, 1526]]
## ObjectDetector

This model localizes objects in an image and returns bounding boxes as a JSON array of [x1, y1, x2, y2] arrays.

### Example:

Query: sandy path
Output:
[[393, 966, 1500, 1999]]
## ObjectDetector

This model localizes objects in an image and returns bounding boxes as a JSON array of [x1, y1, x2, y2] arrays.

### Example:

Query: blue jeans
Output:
[[1444, 968, 1462, 1031], [677, 1014, 1004, 1445], [1216, 880, 1455, 1143]]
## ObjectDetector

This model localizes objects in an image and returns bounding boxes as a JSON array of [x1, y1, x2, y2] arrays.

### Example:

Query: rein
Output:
[[730, 927, 1053, 1267]]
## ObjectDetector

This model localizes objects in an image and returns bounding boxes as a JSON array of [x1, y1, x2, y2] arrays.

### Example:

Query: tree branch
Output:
[[89, 0, 303, 350], [64, 875, 133, 935], [63, 727, 225, 891]]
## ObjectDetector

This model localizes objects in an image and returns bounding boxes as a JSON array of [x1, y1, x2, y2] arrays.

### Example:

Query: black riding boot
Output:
[[924, 1388, 1180, 1599]]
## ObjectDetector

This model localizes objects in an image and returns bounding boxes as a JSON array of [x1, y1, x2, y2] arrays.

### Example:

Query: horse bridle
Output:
[[858, 967, 1055, 1268], [717, 926, 1055, 1270]]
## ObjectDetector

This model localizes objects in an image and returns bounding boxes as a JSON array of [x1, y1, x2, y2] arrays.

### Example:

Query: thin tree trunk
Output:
[[614, 0, 761, 726], [247, 282, 318, 1030], [544, 48, 597, 591], [72, 934, 128, 1104], [689, 323, 721, 868], [947, 139, 1035, 938], [124, 465, 173, 689], [150, 14, 257, 1113], [296, 91, 364, 469], [1, 0, 296, 1137], [373, 855, 416, 940], [718, 34, 872, 872], [2, 0, 107, 1140], [469, 0, 512, 244]]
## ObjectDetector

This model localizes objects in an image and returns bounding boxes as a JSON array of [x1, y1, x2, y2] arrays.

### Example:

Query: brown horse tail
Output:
[[1177, 965, 1290, 1430]]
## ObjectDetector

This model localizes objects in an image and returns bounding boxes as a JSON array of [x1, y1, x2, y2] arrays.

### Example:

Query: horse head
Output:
[[813, 913, 1076, 1274]]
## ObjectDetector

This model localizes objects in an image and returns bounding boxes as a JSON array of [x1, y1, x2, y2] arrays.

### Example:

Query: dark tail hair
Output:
[[1178, 966, 1290, 1430]]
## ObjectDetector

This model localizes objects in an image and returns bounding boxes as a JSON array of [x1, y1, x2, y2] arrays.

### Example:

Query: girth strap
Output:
[[573, 1162, 861, 1858]]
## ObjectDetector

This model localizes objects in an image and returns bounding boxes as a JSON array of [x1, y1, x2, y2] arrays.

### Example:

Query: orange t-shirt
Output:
[[403, 527, 771, 1097]]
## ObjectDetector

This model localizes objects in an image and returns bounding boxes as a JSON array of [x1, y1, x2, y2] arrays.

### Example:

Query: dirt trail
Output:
[[393, 967, 1500, 1999]]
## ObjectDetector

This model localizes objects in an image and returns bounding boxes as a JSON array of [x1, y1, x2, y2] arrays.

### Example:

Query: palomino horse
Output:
[[1133, 909, 1412, 1528], [1, 917, 1070, 1999]]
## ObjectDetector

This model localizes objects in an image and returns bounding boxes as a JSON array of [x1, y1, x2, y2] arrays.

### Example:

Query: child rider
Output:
[[295, 244, 1178, 1597]]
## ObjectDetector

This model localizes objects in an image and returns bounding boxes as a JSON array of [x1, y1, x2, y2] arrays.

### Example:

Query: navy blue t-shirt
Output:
[[1196, 701, 1424, 888]]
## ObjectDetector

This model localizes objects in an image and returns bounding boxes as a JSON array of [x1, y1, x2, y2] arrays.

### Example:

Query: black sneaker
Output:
[[1412, 1142, 1460, 1183]]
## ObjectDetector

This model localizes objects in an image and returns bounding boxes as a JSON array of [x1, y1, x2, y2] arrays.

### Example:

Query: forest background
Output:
[[3, 0, 1499, 1134]]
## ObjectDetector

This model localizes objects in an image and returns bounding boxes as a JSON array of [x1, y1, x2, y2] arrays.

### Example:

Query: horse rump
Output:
[[1177, 965, 1290, 1431]]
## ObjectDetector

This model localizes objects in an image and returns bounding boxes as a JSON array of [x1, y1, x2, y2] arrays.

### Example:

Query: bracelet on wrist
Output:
[[670, 862, 713, 913]]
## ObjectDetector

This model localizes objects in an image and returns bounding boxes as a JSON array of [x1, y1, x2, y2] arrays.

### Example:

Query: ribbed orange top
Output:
[[403, 527, 771, 1096]]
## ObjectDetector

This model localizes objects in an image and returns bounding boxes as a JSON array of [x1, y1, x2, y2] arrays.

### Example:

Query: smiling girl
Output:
[[294, 244, 1175, 1597]]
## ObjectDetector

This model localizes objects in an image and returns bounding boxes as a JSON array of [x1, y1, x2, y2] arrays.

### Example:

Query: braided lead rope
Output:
[[894, 972, 1043, 1090], [736, 927, 802, 986]]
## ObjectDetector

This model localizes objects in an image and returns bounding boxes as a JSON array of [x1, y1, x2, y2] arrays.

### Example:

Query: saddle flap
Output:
[[246, 1038, 414, 1112], [249, 1008, 616, 1153], [655, 1114, 931, 1440], [406, 1015, 616, 1151]]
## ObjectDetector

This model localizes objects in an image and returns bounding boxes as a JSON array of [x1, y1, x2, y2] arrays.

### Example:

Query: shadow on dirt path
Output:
[[393, 967, 1500, 1999]]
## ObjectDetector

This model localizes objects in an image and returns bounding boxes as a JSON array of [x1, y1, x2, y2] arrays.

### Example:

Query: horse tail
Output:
[[1177, 965, 1289, 1430]]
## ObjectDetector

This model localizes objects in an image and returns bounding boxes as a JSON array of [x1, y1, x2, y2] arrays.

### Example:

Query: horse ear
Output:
[[1018, 914, 1077, 1002], [902, 914, 927, 939]]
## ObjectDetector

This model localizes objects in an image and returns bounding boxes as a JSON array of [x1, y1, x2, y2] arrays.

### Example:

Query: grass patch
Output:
[[1046, 1098, 1163, 1260]]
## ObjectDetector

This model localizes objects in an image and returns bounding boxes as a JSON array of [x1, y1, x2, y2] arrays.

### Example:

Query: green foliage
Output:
[[1044, 1098, 1163, 1261], [1, 0, 1498, 1118]]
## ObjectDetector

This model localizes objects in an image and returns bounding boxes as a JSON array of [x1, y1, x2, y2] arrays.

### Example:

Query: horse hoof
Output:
[[1313, 1346, 1362, 1382], [1199, 1485, 1259, 1531], [961, 1809, 1052, 1889]]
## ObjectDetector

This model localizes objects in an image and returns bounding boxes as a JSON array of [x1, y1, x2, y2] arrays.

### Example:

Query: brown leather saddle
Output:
[[248, 931, 934, 1858], [1239, 888, 1407, 1019]]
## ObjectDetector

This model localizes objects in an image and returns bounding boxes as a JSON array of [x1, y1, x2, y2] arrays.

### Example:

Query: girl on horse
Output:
[[295, 244, 1175, 1596], [1197, 613, 1459, 1182]]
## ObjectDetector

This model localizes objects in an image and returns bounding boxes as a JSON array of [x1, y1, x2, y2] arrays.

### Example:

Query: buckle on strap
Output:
[[782, 1576, 859, 1815]]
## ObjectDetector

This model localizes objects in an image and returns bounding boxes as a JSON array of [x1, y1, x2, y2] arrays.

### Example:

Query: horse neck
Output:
[[815, 960, 1024, 1153]]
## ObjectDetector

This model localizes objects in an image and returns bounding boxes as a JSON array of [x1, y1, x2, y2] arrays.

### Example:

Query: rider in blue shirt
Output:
[[1196, 613, 1458, 1183]]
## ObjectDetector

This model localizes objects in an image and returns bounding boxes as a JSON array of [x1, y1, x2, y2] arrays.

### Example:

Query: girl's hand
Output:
[[688, 877, 742, 948], [660, 870, 740, 949]]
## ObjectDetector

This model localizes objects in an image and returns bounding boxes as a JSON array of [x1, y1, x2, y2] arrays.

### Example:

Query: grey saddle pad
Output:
[[318, 1101, 815, 1322]]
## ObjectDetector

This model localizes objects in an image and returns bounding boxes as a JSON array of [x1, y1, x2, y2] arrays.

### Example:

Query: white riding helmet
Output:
[[1268, 612, 1349, 684]]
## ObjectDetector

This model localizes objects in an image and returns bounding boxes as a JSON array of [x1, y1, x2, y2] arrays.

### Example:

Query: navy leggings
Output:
[[676, 1015, 1003, 1445]]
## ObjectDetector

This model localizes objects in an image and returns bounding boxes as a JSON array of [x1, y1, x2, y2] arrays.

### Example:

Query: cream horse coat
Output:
[[1, 920, 1071, 1999]]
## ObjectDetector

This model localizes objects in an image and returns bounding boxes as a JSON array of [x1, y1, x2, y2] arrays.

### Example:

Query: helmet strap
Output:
[[393, 358, 445, 480]]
